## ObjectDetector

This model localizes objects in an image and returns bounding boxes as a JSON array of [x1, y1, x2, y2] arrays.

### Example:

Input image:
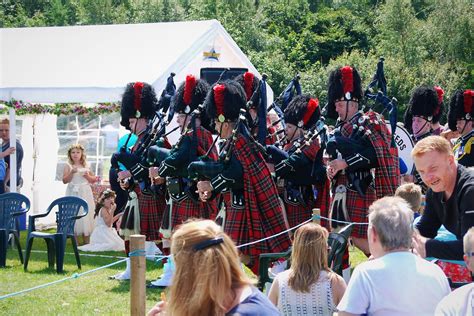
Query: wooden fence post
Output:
[[130, 234, 146, 316], [312, 208, 321, 225]]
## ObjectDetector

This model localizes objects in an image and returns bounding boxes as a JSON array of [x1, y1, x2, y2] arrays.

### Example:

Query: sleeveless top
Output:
[[277, 269, 337, 316]]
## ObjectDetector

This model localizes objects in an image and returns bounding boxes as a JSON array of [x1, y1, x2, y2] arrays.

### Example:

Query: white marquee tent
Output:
[[0, 19, 273, 226]]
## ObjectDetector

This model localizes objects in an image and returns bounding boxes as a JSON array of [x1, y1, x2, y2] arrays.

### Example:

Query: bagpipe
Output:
[[364, 57, 398, 147], [110, 110, 171, 186], [266, 74, 302, 124], [110, 73, 177, 189], [266, 112, 328, 185], [147, 67, 237, 172], [265, 74, 302, 145], [146, 103, 205, 174], [187, 108, 248, 181], [326, 120, 375, 196]]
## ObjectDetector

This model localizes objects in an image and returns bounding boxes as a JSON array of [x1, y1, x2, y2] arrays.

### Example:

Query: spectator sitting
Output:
[[148, 219, 279, 316], [78, 189, 124, 252], [412, 136, 474, 260], [412, 136, 474, 283], [436, 227, 474, 315], [268, 223, 346, 315], [395, 183, 423, 218], [338, 196, 451, 316]]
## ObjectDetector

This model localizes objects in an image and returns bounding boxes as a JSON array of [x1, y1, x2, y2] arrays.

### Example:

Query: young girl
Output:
[[63, 144, 96, 245], [268, 223, 347, 315], [78, 189, 124, 252]]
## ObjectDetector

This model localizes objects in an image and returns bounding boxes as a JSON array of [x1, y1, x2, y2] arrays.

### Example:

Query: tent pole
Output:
[[95, 115, 101, 179]]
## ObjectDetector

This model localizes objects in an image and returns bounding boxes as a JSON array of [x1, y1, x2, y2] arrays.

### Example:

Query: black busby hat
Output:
[[327, 66, 363, 119], [173, 75, 210, 114], [448, 89, 474, 130], [121, 82, 157, 129], [284, 95, 321, 130], [204, 80, 246, 123], [404, 86, 443, 133], [234, 72, 261, 110]]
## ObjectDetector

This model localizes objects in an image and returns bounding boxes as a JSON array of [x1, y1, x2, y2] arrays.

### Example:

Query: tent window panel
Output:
[[100, 112, 121, 128], [57, 113, 121, 183]]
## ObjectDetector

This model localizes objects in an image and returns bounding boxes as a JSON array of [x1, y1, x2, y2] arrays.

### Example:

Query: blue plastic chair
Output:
[[24, 196, 88, 273], [0, 193, 30, 267]]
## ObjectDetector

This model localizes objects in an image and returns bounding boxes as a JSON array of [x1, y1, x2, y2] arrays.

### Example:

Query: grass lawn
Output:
[[1, 230, 368, 315], [0, 231, 164, 315]]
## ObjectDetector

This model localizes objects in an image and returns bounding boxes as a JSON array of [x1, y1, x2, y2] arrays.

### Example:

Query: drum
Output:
[[386, 122, 415, 175]]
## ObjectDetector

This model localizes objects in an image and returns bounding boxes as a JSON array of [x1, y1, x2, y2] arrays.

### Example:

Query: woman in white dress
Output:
[[79, 189, 124, 252], [63, 144, 96, 245]]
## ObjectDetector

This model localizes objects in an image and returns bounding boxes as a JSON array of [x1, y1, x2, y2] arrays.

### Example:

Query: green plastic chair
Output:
[[24, 196, 88, 273], [0, 193, 30, 267]]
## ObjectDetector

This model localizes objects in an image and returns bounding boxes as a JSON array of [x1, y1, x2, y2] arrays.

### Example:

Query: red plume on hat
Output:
[[183, 75, 197, 106], [464, 90, 474, 115], [302, 98, 319, 125], [434, 86, 444, 116], [243, 72, 255, 101], [133, 82, 144, 114], [213, 84, 226, 117], [341, 66, 353, 99]]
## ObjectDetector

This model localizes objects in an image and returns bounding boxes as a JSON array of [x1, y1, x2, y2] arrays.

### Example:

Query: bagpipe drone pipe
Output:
[[266, 115, 328, 186], [146, 103, 205, 179], [187, 108, 249, 182], [364, 57, 398, 147]]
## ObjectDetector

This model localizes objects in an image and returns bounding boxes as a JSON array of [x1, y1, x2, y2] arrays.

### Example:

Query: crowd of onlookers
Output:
[[146, 199, 474, 316], [145, 135, 474, 316]]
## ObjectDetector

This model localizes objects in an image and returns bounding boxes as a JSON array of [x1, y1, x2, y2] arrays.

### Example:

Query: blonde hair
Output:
[[411, 135, 452, 158], [67, 144, 87, 167], [395, 183, 422, 213], [0, 118, 9, 125], [288, 223, 330, 293], [168, 220, 252, 316]]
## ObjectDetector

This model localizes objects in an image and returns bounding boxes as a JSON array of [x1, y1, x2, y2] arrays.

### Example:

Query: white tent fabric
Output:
[[0, 19, 273, 103], [0, 20, 273, 226]]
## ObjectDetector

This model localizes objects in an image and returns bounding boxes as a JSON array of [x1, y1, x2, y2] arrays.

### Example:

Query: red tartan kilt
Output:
[[315, 180, 331, 229], [220, 192, 242, 244], [345, 188, 376, 238], [221, 191, 291, 273], [139, 193, 166, 241], [284, 202, 314, 230], [171, 197, 217, 228]]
